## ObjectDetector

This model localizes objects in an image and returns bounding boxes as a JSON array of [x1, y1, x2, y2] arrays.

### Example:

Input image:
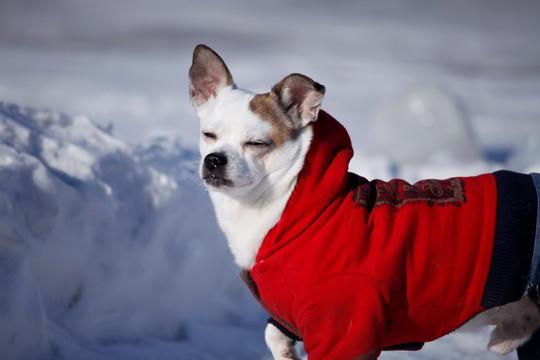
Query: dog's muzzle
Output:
[[202, 152, 233, 187]]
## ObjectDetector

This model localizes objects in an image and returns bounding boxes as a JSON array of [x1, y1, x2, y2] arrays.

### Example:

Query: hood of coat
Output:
[[255, 110, 354, 262]]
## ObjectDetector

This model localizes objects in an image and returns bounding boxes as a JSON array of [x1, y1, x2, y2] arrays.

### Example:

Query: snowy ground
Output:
[[1, 1, 539, 359]]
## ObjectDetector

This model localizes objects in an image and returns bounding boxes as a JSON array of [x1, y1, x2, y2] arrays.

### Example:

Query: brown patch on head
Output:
[[249, 73, 324, 147], [249, 92, 296, 147]]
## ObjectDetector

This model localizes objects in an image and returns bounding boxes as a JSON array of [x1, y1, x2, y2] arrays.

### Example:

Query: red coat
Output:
[[242, 111, 505, 359]]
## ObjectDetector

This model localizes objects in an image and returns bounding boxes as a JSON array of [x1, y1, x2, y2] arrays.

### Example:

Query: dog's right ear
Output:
[[272, 73, 325, 129], [189, 44, 234, 109]]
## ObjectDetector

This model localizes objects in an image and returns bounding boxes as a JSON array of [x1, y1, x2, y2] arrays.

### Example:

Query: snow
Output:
[[0, 102, 267, 359], [0, 0, 539, 359]]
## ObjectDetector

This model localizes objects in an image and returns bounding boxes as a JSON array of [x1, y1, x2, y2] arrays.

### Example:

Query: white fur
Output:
[[458, 296, 540, 355], [197, 86, 314, 268]]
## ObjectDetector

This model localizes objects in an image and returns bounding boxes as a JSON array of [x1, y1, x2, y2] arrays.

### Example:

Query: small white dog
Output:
[[189, 44, 540, 360]]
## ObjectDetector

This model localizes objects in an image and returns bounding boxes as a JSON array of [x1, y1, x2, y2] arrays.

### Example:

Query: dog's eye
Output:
[[245, 140, 268, 147], [202, 131, 216, 139]]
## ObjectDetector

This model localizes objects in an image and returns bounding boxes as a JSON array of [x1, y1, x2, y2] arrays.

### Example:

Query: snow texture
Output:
[[0, 102, 269, 359], [0, 0, 539, 359]]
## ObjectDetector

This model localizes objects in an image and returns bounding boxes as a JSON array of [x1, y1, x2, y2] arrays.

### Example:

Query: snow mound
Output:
[[364, 85, 482, 164], [0, 102, 267, 360]]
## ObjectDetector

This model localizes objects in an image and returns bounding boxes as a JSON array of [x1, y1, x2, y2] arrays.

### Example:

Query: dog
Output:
[[189, 44, 540, 360]]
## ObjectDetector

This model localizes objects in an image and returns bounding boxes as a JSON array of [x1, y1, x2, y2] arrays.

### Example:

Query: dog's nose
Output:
[[204, 153, 228, 171]]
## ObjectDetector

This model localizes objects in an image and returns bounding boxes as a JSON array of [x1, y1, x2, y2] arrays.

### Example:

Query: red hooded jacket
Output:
[[241, 111, 537, 360]]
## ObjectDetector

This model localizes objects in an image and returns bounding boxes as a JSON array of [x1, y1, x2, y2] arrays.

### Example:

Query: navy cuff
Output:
[[481, 170, 537, 308]]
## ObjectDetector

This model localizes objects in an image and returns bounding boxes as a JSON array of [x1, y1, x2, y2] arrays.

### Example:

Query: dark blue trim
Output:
[[481, 171, 537, 308], [528, 173, 540, 287]]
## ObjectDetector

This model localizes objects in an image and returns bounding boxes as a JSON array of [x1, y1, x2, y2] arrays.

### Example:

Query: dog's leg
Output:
[[265, 323, 300, 360], [486, 297, 540, 355]]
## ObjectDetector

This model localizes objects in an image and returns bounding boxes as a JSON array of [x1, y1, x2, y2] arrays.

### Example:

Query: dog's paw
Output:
[[265, 323, 300, 360]]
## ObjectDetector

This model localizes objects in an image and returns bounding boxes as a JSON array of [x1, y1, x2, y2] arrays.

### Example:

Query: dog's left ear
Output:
[[272, 73, 325, 128], [189, 44, 234, 109]]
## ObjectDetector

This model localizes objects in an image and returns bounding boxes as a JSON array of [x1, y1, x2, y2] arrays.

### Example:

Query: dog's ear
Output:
[[189, 44, 234, 109], [272, 73, 325, 128]]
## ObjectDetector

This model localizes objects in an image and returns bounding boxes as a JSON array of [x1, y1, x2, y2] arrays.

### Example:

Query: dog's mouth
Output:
[[203, 173, 234, 188]]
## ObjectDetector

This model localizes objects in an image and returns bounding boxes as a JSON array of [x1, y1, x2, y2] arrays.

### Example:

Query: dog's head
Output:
[[189, 45, 325, 199]]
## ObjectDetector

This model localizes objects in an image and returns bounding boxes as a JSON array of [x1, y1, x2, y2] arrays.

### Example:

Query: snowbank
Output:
[[0, 102, 268, 360]]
